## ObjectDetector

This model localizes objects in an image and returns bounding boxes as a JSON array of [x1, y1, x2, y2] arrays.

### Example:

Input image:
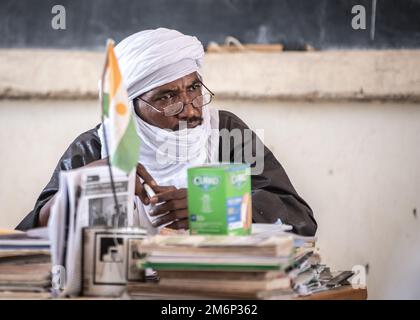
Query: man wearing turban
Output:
[[17, 28, 317, 236]]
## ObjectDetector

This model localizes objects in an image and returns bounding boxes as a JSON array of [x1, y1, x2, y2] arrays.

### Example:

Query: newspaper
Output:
[[78, 168, 134, 228], [48, 165, 135, 297]]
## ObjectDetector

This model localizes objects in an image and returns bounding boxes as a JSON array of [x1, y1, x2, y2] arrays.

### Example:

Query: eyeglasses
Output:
[[135, 80, 215, 117]]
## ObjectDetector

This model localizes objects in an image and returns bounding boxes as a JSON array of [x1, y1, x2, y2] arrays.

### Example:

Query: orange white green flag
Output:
[[100, 40, 140, 173]]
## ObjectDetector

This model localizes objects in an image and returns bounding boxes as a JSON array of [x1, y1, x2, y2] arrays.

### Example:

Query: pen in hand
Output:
[[143, 182, 156, 202]]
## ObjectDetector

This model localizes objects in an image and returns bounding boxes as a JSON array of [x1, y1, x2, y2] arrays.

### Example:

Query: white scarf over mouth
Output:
[[134, 104, 220, 188], [98, 28, 220, 233]]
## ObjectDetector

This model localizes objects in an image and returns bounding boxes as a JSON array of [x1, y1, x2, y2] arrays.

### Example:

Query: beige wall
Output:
[[222, 100, 420, 300], [0, 100, 100, 228], [0, 99, 419, 299], [2, 49, 420, 101], [1, 49, 419, 299]]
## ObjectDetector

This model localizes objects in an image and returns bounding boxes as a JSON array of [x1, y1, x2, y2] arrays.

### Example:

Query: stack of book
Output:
[[127, 233, 317, 299], [0, 229, 51, 299]]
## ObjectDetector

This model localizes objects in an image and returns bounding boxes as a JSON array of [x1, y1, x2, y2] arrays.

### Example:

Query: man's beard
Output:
[[173, 116, 204, 130]]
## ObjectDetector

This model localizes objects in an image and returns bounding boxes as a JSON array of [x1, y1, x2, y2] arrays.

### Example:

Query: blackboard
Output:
[[1, 0, 420, 50]]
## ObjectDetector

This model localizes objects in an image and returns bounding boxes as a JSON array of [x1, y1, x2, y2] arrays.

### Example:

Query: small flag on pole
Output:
[[100, 40, 140, 174]]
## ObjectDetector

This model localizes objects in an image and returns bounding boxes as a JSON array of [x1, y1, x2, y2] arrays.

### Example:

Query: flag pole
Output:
[[99, 39, 121, 227], [97, 40, 129, 281]]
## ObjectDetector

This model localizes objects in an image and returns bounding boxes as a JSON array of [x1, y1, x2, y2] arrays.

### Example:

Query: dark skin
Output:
[[38, 72, 204, 230], [134, 72, 204, 130]]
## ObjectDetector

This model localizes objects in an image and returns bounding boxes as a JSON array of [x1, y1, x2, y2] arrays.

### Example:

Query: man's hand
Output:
[[148, 186, 189, 230], [134, 163, 157, 205]]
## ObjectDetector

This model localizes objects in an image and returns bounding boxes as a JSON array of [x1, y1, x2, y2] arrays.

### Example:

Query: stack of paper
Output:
[[0, 229, 51, 298], [127, 233, 312, 299], [126, 229, 347, 300]]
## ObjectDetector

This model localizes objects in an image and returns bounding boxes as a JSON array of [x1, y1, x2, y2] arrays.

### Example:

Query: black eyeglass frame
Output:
[[135, 79, 215, 117]]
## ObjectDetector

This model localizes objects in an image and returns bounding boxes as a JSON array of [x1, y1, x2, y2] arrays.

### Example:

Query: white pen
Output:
[[139, 176, 156, 200], [143, 182, 156, 200]]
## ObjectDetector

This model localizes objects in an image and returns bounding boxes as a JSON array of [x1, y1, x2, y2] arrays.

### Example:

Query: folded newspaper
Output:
[[48, 166, 135, 296]]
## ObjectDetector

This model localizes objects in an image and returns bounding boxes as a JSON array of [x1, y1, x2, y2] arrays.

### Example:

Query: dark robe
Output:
[[17, 110, 317, 236]]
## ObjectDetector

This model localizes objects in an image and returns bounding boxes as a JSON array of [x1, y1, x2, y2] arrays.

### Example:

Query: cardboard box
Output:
[[187, 163, 252, 235]]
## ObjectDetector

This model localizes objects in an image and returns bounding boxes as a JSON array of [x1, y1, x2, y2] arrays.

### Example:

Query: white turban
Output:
[[99, 28, 220, 234], [114, 27, 205, 100]]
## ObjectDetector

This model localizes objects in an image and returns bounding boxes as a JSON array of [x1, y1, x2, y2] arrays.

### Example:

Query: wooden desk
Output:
[[123, 283, 368, 300], [0, 285, 367, 300], [298, 286, 367, 300]]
